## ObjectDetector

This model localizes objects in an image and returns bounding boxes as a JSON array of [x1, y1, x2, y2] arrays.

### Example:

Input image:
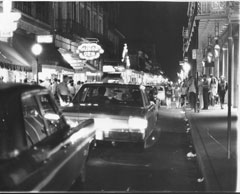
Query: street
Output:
[[70, 105, 205, 192]]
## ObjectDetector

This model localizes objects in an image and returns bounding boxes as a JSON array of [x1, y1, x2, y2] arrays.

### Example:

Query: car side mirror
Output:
[[44, 113, 60, 121]]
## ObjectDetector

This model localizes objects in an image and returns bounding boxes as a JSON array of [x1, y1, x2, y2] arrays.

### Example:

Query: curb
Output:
[[185, 111, 221, 191]]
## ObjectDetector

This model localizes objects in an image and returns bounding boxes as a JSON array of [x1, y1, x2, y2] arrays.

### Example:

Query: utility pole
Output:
[[227, 20, 233, 160]]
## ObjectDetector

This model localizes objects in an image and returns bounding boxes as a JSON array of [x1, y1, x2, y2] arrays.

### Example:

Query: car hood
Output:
[[63, 104, 146, 118]]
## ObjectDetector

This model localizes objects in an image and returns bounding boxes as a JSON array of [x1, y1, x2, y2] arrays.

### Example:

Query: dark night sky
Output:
[[118, 2, 188, 82]]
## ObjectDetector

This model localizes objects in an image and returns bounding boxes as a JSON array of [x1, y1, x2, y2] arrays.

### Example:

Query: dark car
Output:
[[0, 83, 95, 191], [62, 83, 158, 149]]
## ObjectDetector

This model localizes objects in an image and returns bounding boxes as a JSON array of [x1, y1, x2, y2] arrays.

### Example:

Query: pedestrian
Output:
[[51, 78, 58, 100], [56, 75, 72, 104], [0, 76, 4, 83], [68, 79, 76, 98], [187, 76, 197, 111], [197, 75, 204, 110], [202, 74, 209, 110], [209, 76, 218, 106], [180, 79, 188, 108], [174, 85, 181, 108], [75, 80, 82, 93], [165, 83, 172, 109], [40, 77, 52, 90], [23, 78, 28, 84], [218, 75, 228, 109]]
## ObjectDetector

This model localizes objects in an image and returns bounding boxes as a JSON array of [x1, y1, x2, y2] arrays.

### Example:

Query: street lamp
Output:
[[31, 43, 42, 84]]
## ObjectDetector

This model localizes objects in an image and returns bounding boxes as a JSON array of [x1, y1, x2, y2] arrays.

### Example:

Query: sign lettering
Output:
[[77, 43, 104, 60]]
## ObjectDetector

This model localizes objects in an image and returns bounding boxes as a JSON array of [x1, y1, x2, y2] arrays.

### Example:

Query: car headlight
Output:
[[128, 117, 148, 131], [94, 118, 111, 128]]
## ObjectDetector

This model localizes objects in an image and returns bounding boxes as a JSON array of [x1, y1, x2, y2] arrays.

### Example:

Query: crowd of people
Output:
[[19, 75, 84, 104], [39, 76, 84, 103], [159, 74, 228, 111], [1, 73, 228, 111], [177, 74, 228, 111]]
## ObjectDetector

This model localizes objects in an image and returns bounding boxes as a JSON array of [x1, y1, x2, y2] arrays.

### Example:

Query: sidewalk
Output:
[[185, 104, 238, 191]]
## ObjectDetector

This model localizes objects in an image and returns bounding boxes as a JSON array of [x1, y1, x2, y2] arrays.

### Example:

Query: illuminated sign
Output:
[[37, 35, 53, 43], [76, 43, 104, 60]]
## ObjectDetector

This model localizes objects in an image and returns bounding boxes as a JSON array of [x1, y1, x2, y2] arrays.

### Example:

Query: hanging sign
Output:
[[76, 43, 104, 60], [192, 49, 197, 59], [37, 35, 53, 43]]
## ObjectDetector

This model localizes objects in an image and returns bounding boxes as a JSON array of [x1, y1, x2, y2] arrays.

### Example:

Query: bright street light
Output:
[[32, 43, 42, 56], [31, 43, 42, 84]]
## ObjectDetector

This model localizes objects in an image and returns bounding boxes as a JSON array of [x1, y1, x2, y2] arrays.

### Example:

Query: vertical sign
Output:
[[192, 49, 197, 59]]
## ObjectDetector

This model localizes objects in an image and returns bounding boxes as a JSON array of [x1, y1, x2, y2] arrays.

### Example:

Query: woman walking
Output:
[[218, 75, 228, 109]]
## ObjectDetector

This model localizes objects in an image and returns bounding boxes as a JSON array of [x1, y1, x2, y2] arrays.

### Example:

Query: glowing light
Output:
[[128, 117, 148, 130], [66, 119, 79, 128], [44, 113, 60, 121], [31, 43, 43, 56]]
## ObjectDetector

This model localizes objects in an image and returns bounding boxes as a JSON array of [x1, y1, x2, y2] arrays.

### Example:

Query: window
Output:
[[80, 3, 85, 25], [22, 94, 47, 147], [37, 94, 66, 135], [98, 17, 103, 34], [93, 13, 98, 33], [86, 9, 91, 30], [73, 86, 143, 107]]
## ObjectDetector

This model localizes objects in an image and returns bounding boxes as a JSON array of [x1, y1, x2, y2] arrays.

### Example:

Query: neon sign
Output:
[[76, 43, 104, 60]]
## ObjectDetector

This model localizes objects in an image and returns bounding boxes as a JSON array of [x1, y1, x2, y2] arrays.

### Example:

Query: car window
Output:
[[22, 94, 47, 147], [74, 85, 143, 107], [37, 94, 67, 135], [143, 90, 150, 106]]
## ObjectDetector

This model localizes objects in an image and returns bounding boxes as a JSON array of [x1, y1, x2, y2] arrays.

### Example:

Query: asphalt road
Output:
[[70, 106, 205, 192]]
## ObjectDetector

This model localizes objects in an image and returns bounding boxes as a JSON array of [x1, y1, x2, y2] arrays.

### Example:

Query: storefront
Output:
[[13, 30, 74, 82], [0, 39, 32, 83]]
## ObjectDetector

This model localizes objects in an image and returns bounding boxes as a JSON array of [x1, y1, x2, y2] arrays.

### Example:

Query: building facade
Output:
[[183, 1, 239, 108], [0, 2, 125, 83], [52, 2, 125, 82]]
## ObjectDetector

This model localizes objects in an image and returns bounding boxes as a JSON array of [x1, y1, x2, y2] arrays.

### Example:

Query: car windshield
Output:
[[73, 85, 143, 107]]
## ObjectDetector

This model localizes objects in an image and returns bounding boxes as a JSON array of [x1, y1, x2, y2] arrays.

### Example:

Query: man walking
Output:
[[202, 74, 209, 110], [56, 75, 72, 104], [187, 76, 197, 111]]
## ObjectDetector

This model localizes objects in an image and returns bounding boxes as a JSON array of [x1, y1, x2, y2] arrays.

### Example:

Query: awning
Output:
[[0, 41, 32, 72], [13, 32, 74, 71]]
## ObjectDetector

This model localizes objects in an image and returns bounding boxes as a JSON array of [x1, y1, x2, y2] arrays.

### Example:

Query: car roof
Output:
[[81, 82, 142, 88], [0, 83, 44, 94]]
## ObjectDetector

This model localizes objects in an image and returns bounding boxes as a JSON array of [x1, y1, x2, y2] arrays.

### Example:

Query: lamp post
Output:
[[31, 43, 42, 84]]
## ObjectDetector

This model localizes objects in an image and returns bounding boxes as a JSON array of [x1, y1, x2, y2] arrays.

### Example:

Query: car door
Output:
[[142, 90, 157, 139], [33, 91, 94, 191], [0, 91, 47, 191]]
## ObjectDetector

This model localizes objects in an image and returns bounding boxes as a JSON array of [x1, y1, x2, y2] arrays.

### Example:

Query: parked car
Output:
[[62, 83, 158, 149], [0, 83, 95, 191]]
